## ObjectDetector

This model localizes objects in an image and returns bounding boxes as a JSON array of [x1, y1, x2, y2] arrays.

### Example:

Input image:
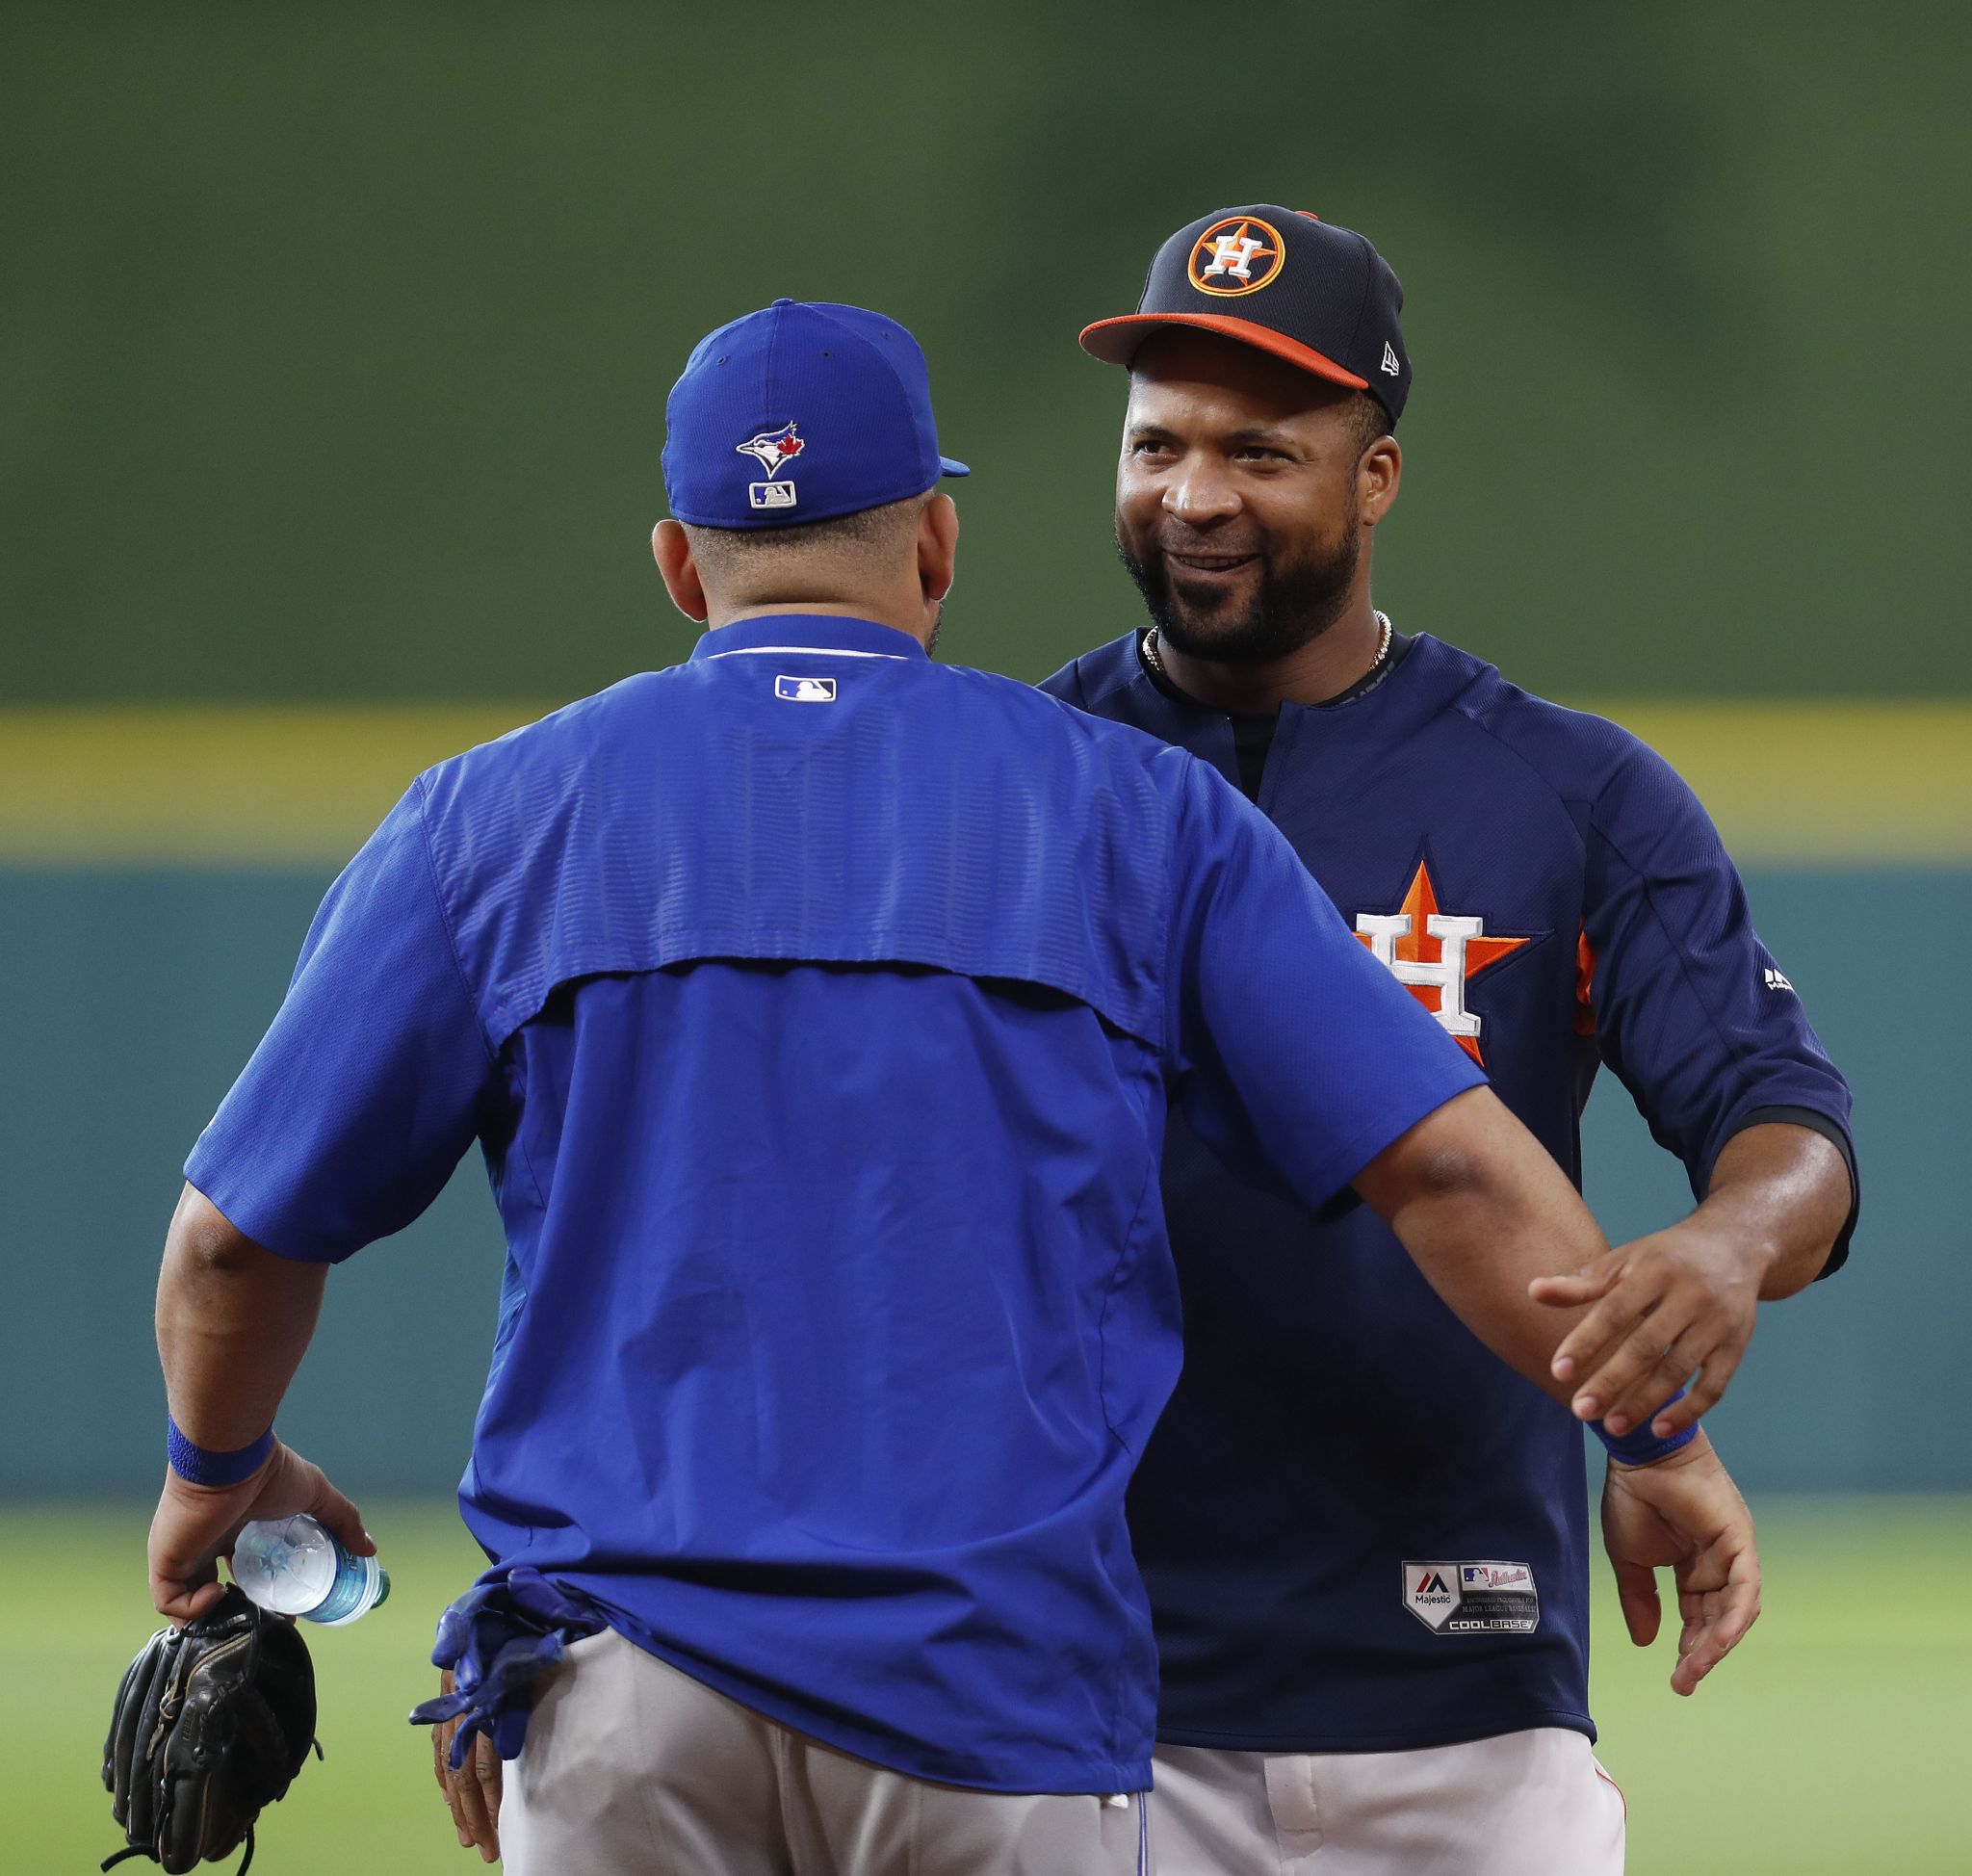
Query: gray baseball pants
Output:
[[503, 1627, 1153, 1875], [1149, 1729, 1624, 1875]]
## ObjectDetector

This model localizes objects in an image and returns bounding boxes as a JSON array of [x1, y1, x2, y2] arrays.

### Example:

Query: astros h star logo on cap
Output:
[[1186, 215, 1285, 297]]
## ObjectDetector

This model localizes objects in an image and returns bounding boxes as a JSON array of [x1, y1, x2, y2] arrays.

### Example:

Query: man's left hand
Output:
[[431, 1668, 504, 1863], [1530, 1219, 1764, 1438], [1599, 1429, 1761, 1695]]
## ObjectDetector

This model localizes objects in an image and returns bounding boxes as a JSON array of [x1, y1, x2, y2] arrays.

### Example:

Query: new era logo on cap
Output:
[[1079, 204, 1413, 425]]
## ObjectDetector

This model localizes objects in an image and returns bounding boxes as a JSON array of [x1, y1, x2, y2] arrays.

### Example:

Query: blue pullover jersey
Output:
[[186, 613, 1483, 1793], [1042, 628, 1856, 1753]]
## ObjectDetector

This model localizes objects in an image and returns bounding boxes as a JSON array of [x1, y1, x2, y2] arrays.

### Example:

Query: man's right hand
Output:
[[1600, 1428, 1761, 1696], [147, 1437, 372, 1623], [432, 1667, 504, 1863]]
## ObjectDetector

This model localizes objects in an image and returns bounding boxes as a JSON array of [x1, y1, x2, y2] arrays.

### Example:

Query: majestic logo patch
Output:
[[738, 422, 805, 511], [1404, 1559, 1540, 1634], [774, 674, 836, 702], [1187, 216, 1286, 297], [1354, 860, 1538, 1067]]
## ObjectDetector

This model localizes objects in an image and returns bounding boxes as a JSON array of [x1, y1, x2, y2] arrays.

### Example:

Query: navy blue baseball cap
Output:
[[1079, 205, 1412, 425], [662, 300, 969, 529]]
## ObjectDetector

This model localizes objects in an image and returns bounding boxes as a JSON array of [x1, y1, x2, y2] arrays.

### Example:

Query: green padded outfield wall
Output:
[[3, 857, 1965, 1498], [3, 7, 1967, 1498]]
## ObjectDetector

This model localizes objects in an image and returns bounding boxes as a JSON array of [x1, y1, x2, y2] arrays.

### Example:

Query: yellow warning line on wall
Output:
[[0, 707, 533, 866], [0, 701, 1966, 868]]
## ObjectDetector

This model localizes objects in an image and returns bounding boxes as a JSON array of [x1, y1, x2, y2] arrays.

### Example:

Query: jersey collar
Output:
[[690, 614, 928, 663]]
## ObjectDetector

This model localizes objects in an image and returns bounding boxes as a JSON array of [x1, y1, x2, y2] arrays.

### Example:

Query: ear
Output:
[[917, 493, 959, 611], [1359, 435, 1402, 530], [652, 520, 708, 623]]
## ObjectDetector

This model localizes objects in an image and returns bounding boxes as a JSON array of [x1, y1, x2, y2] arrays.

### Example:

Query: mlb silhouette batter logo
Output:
[[738, 422, 805, 510]]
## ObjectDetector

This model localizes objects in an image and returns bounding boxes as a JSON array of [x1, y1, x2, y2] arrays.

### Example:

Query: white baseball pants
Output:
[[1150, 1728, 1624, 1875], [503, 1627, 1153, 1875]]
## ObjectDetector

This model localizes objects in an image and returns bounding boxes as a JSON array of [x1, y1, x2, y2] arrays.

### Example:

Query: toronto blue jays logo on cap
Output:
[[1186, 215, 1286, 297], [663, 301, 968, 530], [738, 422, 805, 511]]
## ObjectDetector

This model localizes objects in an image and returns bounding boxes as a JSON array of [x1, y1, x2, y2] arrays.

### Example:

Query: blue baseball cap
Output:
[[662, 300, 969, 530]]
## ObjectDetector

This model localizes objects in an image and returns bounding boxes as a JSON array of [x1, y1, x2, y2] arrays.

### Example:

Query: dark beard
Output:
[[1118, 514, 1361, 666]]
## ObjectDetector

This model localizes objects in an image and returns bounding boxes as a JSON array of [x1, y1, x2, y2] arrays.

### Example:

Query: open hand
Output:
[[1531, 1221, 1764, 1438], [147, 1437, 373, 1623], [1600, 1429, 1760, 1695]]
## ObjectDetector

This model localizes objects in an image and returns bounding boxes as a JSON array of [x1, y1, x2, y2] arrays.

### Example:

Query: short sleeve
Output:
[[185, 781, 495, 1262], [1584, 743, 1857, 1270], [1166, 759, 1485, 1210]]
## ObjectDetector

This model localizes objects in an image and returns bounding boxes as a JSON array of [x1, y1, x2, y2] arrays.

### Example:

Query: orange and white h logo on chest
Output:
[[1354, 860, 1531, 1067]]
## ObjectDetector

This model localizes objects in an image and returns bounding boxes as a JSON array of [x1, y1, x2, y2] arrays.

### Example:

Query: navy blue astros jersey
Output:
[[1041, 629, 1856, 1753]]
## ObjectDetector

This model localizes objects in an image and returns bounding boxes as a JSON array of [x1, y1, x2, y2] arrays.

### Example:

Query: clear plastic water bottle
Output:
[[230, 1514, 390, 1626]]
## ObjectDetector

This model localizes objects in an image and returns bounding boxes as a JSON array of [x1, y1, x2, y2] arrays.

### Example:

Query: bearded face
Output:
[[1116, 478, 1362, 666], [1111, 330, 1382, 669]]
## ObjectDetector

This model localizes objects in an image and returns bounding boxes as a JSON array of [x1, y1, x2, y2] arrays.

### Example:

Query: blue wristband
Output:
[[167, 1417, 273, 1486], [1592, 1389, 1698, 1466]]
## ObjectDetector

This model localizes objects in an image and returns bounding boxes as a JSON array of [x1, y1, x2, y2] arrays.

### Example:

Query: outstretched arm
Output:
[[1166, 765, 1734, 1423], [1350, 1085, 1608, 1410], [1351, 1094, 1765, 1692], [149, 1183, 371, 1621]]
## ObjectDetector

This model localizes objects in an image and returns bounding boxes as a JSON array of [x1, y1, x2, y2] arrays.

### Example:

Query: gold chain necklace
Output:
[[1143, 610, 1392, 684]]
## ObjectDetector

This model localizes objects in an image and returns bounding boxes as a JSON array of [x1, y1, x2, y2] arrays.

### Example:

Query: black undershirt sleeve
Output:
[[1726, 1105, 1859, 1279]]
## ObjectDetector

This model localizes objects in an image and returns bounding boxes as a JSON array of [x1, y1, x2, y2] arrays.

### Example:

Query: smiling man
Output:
[[1045, 206, 1859, 1875]]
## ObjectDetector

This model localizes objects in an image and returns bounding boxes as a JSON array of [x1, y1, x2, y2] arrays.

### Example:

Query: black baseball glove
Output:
[[101, 1585, 321, 1874]]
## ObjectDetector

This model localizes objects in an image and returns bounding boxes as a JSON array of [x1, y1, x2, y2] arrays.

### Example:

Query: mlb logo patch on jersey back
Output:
[[1403, 1559, 1540, 1634], [775, 675, 837, 703]]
